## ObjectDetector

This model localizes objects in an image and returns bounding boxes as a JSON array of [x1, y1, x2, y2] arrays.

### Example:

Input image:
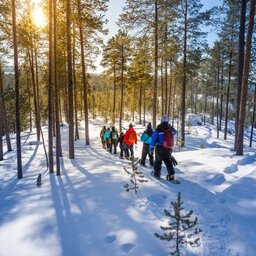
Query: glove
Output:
[[171, 156, 178, 166]]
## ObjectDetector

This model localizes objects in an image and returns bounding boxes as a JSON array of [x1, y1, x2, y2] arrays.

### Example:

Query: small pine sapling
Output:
[[155, 192, 202, 256], [123, 158, 148, 195]]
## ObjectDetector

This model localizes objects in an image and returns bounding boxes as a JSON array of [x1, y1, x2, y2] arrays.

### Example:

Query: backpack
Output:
[[162, 129, 174, 148], [112, 131, 118, 140], [127, 130, 136, 144]]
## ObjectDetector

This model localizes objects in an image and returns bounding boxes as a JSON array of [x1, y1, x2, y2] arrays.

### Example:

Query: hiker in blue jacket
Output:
[[103, 128, 111, 150], [149, 114, 177, 180], [140, 122, 154, 166]]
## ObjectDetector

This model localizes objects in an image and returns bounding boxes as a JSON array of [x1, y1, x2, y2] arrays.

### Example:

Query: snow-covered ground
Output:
[[0, 117, 255, 256]]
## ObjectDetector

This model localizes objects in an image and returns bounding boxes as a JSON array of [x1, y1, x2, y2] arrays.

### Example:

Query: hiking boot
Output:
[[152, 171, 160, 179], [139, 160, 145, 166], [166, 174, 175, 181]]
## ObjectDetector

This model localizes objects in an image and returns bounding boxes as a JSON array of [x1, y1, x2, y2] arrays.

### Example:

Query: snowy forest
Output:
[[0, 0, 256, 255]]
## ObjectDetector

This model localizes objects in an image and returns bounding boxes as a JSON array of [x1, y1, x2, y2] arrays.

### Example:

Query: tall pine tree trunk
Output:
[[249, 83, 256, 147], [73, 25, 79, 141], [237, 0, 255, 155], [113, 62, 116, 124], [54, 0, 61, 175], [0, 69, 3, 160], [139, 82, 142, 125], [181, 0, 188, 147], [28, 48, 40, 141], [216, 51, 220, 139], [48, 0, 54, 173], [224, 31, 234, 140], [153, 0, 158, 128], [0, 64, 12, 152], [11, 0, 22, 178], [119, 45, 125, 132], [78, 0, 89, 145], [160, 56, 164, 116], [143, 83, 146, 126], [67, 0, 75, 157], [235, 0, 246, 150], [167, 61, 172, 118]]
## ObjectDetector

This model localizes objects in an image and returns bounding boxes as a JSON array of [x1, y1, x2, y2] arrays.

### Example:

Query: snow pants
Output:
[[124, 144, 134, 159], [153, 145, 174, 176], [140, 143, 154, 166]]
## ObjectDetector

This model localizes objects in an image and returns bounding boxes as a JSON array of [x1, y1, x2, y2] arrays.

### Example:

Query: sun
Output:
[[32, 6, 47, 28]]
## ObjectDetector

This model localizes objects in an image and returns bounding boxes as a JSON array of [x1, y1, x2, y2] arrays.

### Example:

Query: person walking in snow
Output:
[[140, 122, 154, 167], [123, 123, 137, 160], [149, 114, 177, 180], [118, 131, 125, 159], [100, 126, 107, 148], [103, 128, 111, 150], [109, 126, 119, 154]]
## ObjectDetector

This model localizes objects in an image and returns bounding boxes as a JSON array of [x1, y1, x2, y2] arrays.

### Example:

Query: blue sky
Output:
[[94, 0, 222, 73], [105, 0, 222, 41]]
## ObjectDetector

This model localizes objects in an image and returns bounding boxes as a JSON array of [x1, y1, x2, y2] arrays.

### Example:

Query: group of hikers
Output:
[[100, 114, 177, 181]]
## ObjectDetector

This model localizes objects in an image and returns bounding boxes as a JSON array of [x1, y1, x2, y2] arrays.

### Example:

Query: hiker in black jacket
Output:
[[149, 115, 177, 180]]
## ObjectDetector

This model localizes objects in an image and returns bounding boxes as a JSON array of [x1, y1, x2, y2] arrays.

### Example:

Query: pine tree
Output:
[[155, 192, 202, 256]]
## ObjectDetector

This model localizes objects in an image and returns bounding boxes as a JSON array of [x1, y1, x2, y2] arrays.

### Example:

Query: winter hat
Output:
[[147, 122, 152, 130], [161, 114, 169, 123], [129, 123, 133, 128]]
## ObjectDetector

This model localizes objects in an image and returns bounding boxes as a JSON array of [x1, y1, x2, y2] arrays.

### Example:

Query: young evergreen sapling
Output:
[[155, 192, 202, 256]]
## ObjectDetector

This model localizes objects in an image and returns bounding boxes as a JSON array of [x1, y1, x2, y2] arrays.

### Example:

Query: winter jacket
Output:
[[123, 128, 137, 146], [104, 130, 111, 140], [149, 122, 176, 152], [140, 129, 153, 145], [110, 130, 119, 142]]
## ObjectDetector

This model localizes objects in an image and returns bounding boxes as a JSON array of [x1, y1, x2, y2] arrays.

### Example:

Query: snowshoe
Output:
[[151, 170, 160, 179], [166, 174, 180, 184]]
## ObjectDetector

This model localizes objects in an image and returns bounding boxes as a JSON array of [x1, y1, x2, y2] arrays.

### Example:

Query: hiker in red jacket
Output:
[[123, 123, 137, 160]]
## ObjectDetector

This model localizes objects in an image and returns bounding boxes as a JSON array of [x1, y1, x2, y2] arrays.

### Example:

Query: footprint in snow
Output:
[[206, 173, 225, 185], [121, 243, 135, 253], [105, 234, 117, 244], [224, 164, 238, 174], [147, 193, 168, 208]]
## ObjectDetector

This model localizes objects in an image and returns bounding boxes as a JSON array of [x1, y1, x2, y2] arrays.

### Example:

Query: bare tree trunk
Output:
[[26, 71, 32, 131], [160, 56, 164, 116], [11, 0, 22, 178], [48, 0, 54, 173], [219, 55, 224, 131], [0, 64, 12, 152], [28, 49, 40, 141], [235, 0, 247, 150], [119, 45, 124, 132], [0, 69, 3, 160], [224, 31, 234, 140], [78, 0, 89, 145], [152, 0, 158, 128], [172, 78, 176, 127], [34, 33, 41, 132], [203, 94, 207, 125], [181, 0, 187, 147], [237, 0, 255, 155], [167, 61, 172, 118], [54, 0, 61, 175], [139, 82, 142, 124], [73, 24, 79, 141], [113, 62, 116, 124], [67, 0, 75, 157], [249, 83, 256, 147], [143, 83, 146, 126], [216, 52, 220, 139]]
